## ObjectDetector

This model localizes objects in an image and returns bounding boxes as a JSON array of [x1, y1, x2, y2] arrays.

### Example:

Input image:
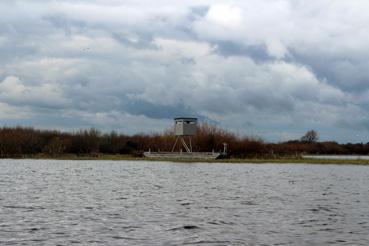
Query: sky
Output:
[[0, 0, 369, 143]]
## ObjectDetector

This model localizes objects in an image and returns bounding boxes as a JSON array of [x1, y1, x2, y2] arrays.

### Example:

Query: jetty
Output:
[[143, 151, 221, 160], [143, 117, 225, 160]]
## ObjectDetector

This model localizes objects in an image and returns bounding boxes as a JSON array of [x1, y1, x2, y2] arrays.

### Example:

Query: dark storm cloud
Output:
[[289, 50, 369, 93], [111, 33, 156, 50], [43, 15, 87, 34], [213, 41, 271, 62], [125, 100, 197, 120], [190, 6, 209, 18]]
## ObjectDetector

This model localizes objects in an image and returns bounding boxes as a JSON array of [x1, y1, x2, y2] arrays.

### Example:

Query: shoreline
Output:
[[2, 154, 369, 165]]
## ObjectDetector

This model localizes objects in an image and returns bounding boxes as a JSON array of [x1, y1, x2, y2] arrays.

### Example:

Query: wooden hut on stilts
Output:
[[144, 117, 223, 160]]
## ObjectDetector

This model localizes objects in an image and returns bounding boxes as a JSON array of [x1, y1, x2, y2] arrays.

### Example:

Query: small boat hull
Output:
[[143, 151, 221, 160]]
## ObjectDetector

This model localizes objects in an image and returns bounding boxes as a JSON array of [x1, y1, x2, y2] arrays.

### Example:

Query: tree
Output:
[[301, 130, 319, 143], [43, 137, 67, 156]]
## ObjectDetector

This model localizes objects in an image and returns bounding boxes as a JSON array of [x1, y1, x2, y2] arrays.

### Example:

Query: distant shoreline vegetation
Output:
[[0, 125, 368, 159]]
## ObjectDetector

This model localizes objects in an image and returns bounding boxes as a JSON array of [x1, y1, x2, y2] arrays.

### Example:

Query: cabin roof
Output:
[[174, 117, 198, 121]]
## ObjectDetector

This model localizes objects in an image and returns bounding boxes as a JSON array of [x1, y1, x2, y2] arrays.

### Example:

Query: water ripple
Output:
[[1, 160, 369, 245]]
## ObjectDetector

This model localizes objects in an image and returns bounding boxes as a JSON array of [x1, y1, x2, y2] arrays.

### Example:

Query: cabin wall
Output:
[[175, 121, 197, 136]]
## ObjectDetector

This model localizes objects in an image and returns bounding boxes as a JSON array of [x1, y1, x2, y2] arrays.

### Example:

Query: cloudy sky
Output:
[[0, 0, 369, 142]]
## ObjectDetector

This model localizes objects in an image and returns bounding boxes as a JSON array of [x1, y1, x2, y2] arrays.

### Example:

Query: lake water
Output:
[[303, 155, 369, 160], [1, 160, 369, 245]]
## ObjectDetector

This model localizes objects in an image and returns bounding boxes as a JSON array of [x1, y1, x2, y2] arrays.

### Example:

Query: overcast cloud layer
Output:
[[1, 0, 369, 142]]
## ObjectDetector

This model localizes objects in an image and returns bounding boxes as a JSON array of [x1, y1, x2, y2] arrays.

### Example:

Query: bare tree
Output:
[[301, 130, 319, 143], [43, 137, 66, 156]]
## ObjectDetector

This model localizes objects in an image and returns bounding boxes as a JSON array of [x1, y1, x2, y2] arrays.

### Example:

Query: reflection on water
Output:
[[1, 160, 369, 245]]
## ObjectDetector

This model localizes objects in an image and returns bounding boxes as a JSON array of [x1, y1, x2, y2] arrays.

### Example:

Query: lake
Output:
[[1, 160, 369, 245], [303, 155, 369, 160]]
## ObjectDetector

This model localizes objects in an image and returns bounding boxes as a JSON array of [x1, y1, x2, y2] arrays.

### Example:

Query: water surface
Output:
[[303, 155, 369, 160], [1, 160, 369, 245]]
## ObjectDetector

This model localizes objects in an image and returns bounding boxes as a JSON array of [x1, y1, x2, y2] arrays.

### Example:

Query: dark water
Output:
[[1, 160, 369, 245]]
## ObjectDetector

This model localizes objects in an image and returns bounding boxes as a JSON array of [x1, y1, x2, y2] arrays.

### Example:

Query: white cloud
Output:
[[0, 102, 30, 120], [0, 76, 69, 108], [1, 0, 369, 142], [155, 38, 213, 59], [205, 4, 243, 29]]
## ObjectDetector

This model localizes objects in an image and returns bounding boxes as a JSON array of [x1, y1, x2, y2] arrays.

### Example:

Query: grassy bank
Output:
[[3, 154, 369, 165]]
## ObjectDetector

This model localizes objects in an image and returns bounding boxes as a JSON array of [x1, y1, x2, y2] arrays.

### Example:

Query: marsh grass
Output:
[[13, 154, 369, 165]]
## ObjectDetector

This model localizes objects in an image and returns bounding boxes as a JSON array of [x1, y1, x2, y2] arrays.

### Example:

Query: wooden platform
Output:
[[143, 151, 221, 160]]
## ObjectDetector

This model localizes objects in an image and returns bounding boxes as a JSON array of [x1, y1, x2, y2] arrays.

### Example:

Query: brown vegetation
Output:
[[0, 125, 368, 158]]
